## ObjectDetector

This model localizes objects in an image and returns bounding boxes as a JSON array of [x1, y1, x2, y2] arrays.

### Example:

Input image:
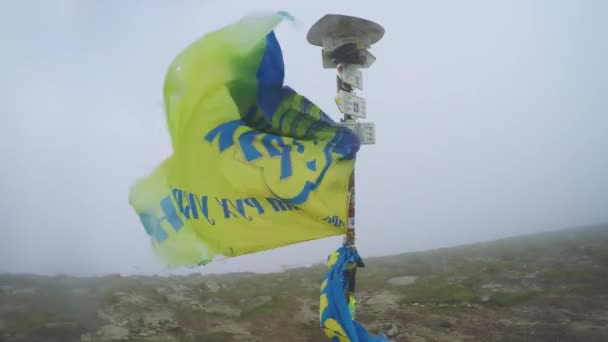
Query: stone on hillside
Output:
[[387, 324, 399, 337], [143, 310, 177, 331], [247, 295, 273, 309], [0, 286, 37, 296], [203, 280, 221, 293], [524, 271, 539, 279], [202, 299, 242, 318], [387, 276, 419, 286], [364, 291, 400, 312], [80, 333, 93, 341], [440, 321, 453, 329], [97, 325, 129, 341], [113, 292, 148, 305]]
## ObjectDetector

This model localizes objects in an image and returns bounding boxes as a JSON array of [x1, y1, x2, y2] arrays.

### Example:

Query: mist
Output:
[[1, 0, 606, 277]]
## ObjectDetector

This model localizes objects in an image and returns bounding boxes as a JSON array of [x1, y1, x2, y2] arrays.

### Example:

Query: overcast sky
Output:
[[1, 0, 607, 276]]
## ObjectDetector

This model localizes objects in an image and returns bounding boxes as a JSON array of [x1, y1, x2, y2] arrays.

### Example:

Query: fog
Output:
[[1, 0, 606, 277]]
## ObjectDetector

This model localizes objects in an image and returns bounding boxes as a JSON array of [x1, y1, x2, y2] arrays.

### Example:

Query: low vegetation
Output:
[[1, 224, 607, 341]]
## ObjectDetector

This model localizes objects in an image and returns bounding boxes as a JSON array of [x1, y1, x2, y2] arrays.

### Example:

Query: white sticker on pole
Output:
[[337, 64, 363, 90], [322, 33, 371, 51], [321, 49, 376, 69], [340, 122, 376, 145], [335, 90, 366, 118]]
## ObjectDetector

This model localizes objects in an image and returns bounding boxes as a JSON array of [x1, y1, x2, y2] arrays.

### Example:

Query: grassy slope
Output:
[[1, 224, 607, 342]]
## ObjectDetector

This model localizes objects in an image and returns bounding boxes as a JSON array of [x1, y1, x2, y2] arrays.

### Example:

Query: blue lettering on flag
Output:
[[323, 216, 345, 228], [139, 196, 184, 242]]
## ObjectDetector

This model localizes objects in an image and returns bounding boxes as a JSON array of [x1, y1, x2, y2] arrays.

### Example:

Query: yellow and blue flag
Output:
[[320, 246, 390, 341], [128, 12, 360, 267]]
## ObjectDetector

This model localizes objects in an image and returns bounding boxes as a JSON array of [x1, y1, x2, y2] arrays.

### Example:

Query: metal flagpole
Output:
[[307, 14, 384, 314]]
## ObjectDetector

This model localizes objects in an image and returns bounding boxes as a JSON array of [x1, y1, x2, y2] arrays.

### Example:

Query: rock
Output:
[[440, 321, 452, 329], [408, 335, 427, 342], [118, 292, 148, 305], [202, 299, 242, 318], [248, 295, 273, 308], [524, 271, 539, 279], [293, 298, 318, 323], [364, 291, 400, 311], [170, 284, 190, 294], [0, 286, 37, 296], [203, 280, 221, 293], [387, 324, 399, 337], [380, 322, 394, 330], [20, 287, 38, 295], [387, 276, 419, 286], [396, 333, 409, 341], [70, 288, 90, 296], [207, 321, 254, 340], [167, 293, 193, 305], [80, 333, 93, 341], [367, 321, 384, 333], [97, 308, 116, 323], [143, 310, 176, 330], [44, 322, 78, 329], [97, 325, 129, 341]]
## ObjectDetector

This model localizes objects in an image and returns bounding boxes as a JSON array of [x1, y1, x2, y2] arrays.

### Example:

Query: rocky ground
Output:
[[1, 224, 608, 342]]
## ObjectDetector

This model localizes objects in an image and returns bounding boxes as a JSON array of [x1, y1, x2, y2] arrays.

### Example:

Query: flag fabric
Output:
[[129, 11, 361, 267], [320, 245, 391, 341]]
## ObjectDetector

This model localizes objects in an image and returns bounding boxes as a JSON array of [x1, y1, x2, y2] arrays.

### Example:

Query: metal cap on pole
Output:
[[306, 14, 384, 246]]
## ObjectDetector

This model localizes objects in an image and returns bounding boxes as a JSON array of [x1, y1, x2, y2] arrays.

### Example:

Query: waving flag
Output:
[[320, 246, 390, 341], [129, 12, 360, 267]]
